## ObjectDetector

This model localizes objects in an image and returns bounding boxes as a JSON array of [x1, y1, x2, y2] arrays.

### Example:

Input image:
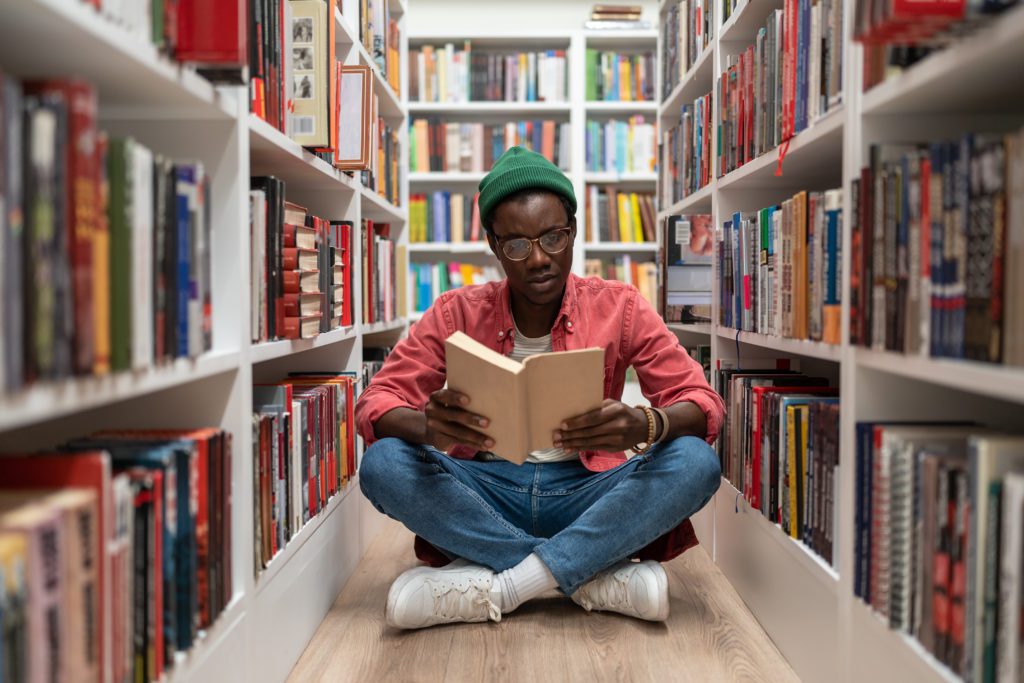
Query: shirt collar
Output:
[[495, 273, 579, 342]]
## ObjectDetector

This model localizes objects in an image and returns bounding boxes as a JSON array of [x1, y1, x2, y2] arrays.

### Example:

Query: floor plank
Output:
[[288, 519, 799, 683]]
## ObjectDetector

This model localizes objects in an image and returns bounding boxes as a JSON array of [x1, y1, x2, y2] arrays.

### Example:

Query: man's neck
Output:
[[510, 288, 564, 338]]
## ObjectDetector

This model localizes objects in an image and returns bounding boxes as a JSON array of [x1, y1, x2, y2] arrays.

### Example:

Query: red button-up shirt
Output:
[[356, 273, 725, 565]]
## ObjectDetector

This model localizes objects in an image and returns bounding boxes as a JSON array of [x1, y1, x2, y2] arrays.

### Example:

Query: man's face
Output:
[[487, 192, 576, 308]]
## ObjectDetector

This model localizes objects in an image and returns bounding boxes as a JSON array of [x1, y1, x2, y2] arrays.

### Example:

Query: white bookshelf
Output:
[[657, 1, 1024, 681], [0, 2, 405, 682], [405, 26, 660, 317]]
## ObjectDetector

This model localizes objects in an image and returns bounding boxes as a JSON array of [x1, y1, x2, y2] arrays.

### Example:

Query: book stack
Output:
[[660, 90, 713, 206], [362, 220, 396, 325], [854, 426, 1024, 682], [583, 187, 657, 243], [584, 4, 651, 30], [0, 429, 233, 683], [408, 43, 569, 103], [408, 192, 483, 243], [0, 76, 213, 394], [583, 49, 655, 102], [584, 116, 656, 174], [252, 373, 357, 572], [250, 0, 339, 154], [660, 0, 713, 100], [850, 133, 1024, 365], [584, 256, 658, 309], [716, 364, 840, 565], [717, 190, 844, 344], [854, 0, 1019, 92], [410, 262, 502, 313], [409, 118, 572, 173], [353, 0, 402, 93], [249, 178, 354, 342], [661, 214, 712, 324], [716, 0, 844, 178]]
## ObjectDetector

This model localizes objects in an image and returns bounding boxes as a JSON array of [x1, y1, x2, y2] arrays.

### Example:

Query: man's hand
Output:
[[553, 399, 649, 452], [424, 389, 494, 452]]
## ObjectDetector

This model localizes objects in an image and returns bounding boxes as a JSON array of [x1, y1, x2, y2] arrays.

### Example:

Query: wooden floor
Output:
[[288, 519, 799, 682]]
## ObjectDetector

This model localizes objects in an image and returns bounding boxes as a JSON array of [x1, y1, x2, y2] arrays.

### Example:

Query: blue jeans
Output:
[[359, 436, 721, 595]]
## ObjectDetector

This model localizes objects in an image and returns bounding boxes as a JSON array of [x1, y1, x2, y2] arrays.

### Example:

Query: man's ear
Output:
[[486, 231, 500, 258]]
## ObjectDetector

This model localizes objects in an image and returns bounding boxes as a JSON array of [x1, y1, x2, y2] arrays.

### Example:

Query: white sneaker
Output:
[[385, 559, 502, 629], [570, 560, 669, 622]]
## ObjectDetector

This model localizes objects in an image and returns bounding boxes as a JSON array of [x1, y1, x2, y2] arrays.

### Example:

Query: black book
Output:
[[1, 74, 24, 392]]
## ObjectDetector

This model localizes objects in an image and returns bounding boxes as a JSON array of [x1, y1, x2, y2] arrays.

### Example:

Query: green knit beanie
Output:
[[477, 146, 577, 226]]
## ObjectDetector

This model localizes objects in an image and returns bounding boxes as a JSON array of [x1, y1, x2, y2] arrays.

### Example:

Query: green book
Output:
[[152, 0, 165, 48], [585, 48, 598, 101], [108, 138, 133, 372]]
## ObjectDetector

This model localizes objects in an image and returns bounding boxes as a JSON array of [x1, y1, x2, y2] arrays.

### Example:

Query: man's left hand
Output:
[[553, 399, 649, 452]]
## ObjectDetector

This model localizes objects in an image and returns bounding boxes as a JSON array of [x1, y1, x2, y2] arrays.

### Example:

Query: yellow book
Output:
[[422, 45, 435, 101], [787, 405, 799, 539], [630, 193, 644, 242], [621, 59, 632, 101], [617, 193, 631, 242], [519, 53, 528, 100], [460, 263, 476, 287]]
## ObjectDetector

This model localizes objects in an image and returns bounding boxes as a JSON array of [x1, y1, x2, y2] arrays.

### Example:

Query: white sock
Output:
[[493, 553, 558, 613]]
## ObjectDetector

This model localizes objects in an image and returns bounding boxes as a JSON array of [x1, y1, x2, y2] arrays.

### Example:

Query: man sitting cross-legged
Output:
[[357, 146, 724, 629]]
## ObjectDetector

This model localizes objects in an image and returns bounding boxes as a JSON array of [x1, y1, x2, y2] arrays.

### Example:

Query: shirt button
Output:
[[498, 330, 504, 339], [566, 321, 574, 329]]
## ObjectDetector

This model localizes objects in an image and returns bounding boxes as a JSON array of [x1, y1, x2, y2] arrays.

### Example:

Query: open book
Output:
[[444, 331, 604, 464]]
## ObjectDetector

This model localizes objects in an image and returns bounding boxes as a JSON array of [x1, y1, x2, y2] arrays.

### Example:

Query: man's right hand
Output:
[[424, 389, 494, 452]]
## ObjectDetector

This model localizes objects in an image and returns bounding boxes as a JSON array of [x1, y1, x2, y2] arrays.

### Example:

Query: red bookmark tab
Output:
[[775, 139, 792, 177]]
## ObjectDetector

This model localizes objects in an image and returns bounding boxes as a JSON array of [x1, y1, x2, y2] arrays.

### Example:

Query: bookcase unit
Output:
[[657, 1, 1024, 681], [0, 1, 408, 682], [404, 28, 660, 315]]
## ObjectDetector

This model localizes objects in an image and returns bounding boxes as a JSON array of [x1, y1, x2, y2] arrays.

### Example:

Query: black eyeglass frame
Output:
[[494, 226, 575, 262]]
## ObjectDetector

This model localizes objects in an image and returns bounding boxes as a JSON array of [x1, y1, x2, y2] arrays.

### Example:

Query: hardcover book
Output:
[[444, 331, 603, 464]]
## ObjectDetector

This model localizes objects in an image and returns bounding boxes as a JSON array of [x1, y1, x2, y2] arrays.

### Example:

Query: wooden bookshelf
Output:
[[0, 2, 408, 683], [658, 1, 1024, 681]]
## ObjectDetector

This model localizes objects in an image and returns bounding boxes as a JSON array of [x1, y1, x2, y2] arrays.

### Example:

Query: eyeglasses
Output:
[[497, 227, 573, 261]]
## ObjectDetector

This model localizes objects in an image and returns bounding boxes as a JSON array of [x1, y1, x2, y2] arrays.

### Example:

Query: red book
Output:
[[283, 269, 320, 295], [340, 222, 353, 326], [282, 247, 319, 271], [0, 453, 112, 683], [282, 315, 321, 339], [174, 0, 247, 67], [284, 223, 316, 249], [25, 80, 98, 375], [782, 0, 798, 142]]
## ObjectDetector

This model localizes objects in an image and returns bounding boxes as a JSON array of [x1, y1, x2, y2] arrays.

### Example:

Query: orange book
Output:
[[541, 121, 556, 162]]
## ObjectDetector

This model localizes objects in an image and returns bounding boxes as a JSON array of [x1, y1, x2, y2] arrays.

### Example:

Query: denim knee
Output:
[[686, 436, 722, 500], [658, 435, 722, 499], [358, 437, 411, 502]]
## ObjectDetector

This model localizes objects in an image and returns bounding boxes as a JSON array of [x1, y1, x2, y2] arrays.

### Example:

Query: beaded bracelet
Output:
[[632, 405, 657, 455]]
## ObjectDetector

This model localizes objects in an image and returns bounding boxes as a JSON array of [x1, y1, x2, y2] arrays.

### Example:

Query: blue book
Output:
[[733, 212, 743, 330], [951, 134, 972, 359], [174, 166, 193, 358], [825, 203, 840, 306], [431, 191, 446, 243]]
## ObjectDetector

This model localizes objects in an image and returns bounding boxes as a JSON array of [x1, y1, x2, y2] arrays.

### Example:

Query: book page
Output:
[[522, 347, 604, 452], [444, 332, 528, 463]]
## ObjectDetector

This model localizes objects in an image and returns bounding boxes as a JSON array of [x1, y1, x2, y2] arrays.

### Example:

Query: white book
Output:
[[131, 143, 154, 370], [998, 472, 1024, 683], [249, 191, 266, 342], [966, 436, 1024, 683], [291, 400, 304, 530]]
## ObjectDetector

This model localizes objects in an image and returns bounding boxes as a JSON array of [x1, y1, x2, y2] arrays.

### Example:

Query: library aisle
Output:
[[4, 0, 1024, 681], [288, 518, 798, 682]]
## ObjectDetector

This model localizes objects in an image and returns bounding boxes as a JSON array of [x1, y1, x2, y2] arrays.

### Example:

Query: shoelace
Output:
[[577, 568, 633, 611], [429, 576, 502, 623]]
